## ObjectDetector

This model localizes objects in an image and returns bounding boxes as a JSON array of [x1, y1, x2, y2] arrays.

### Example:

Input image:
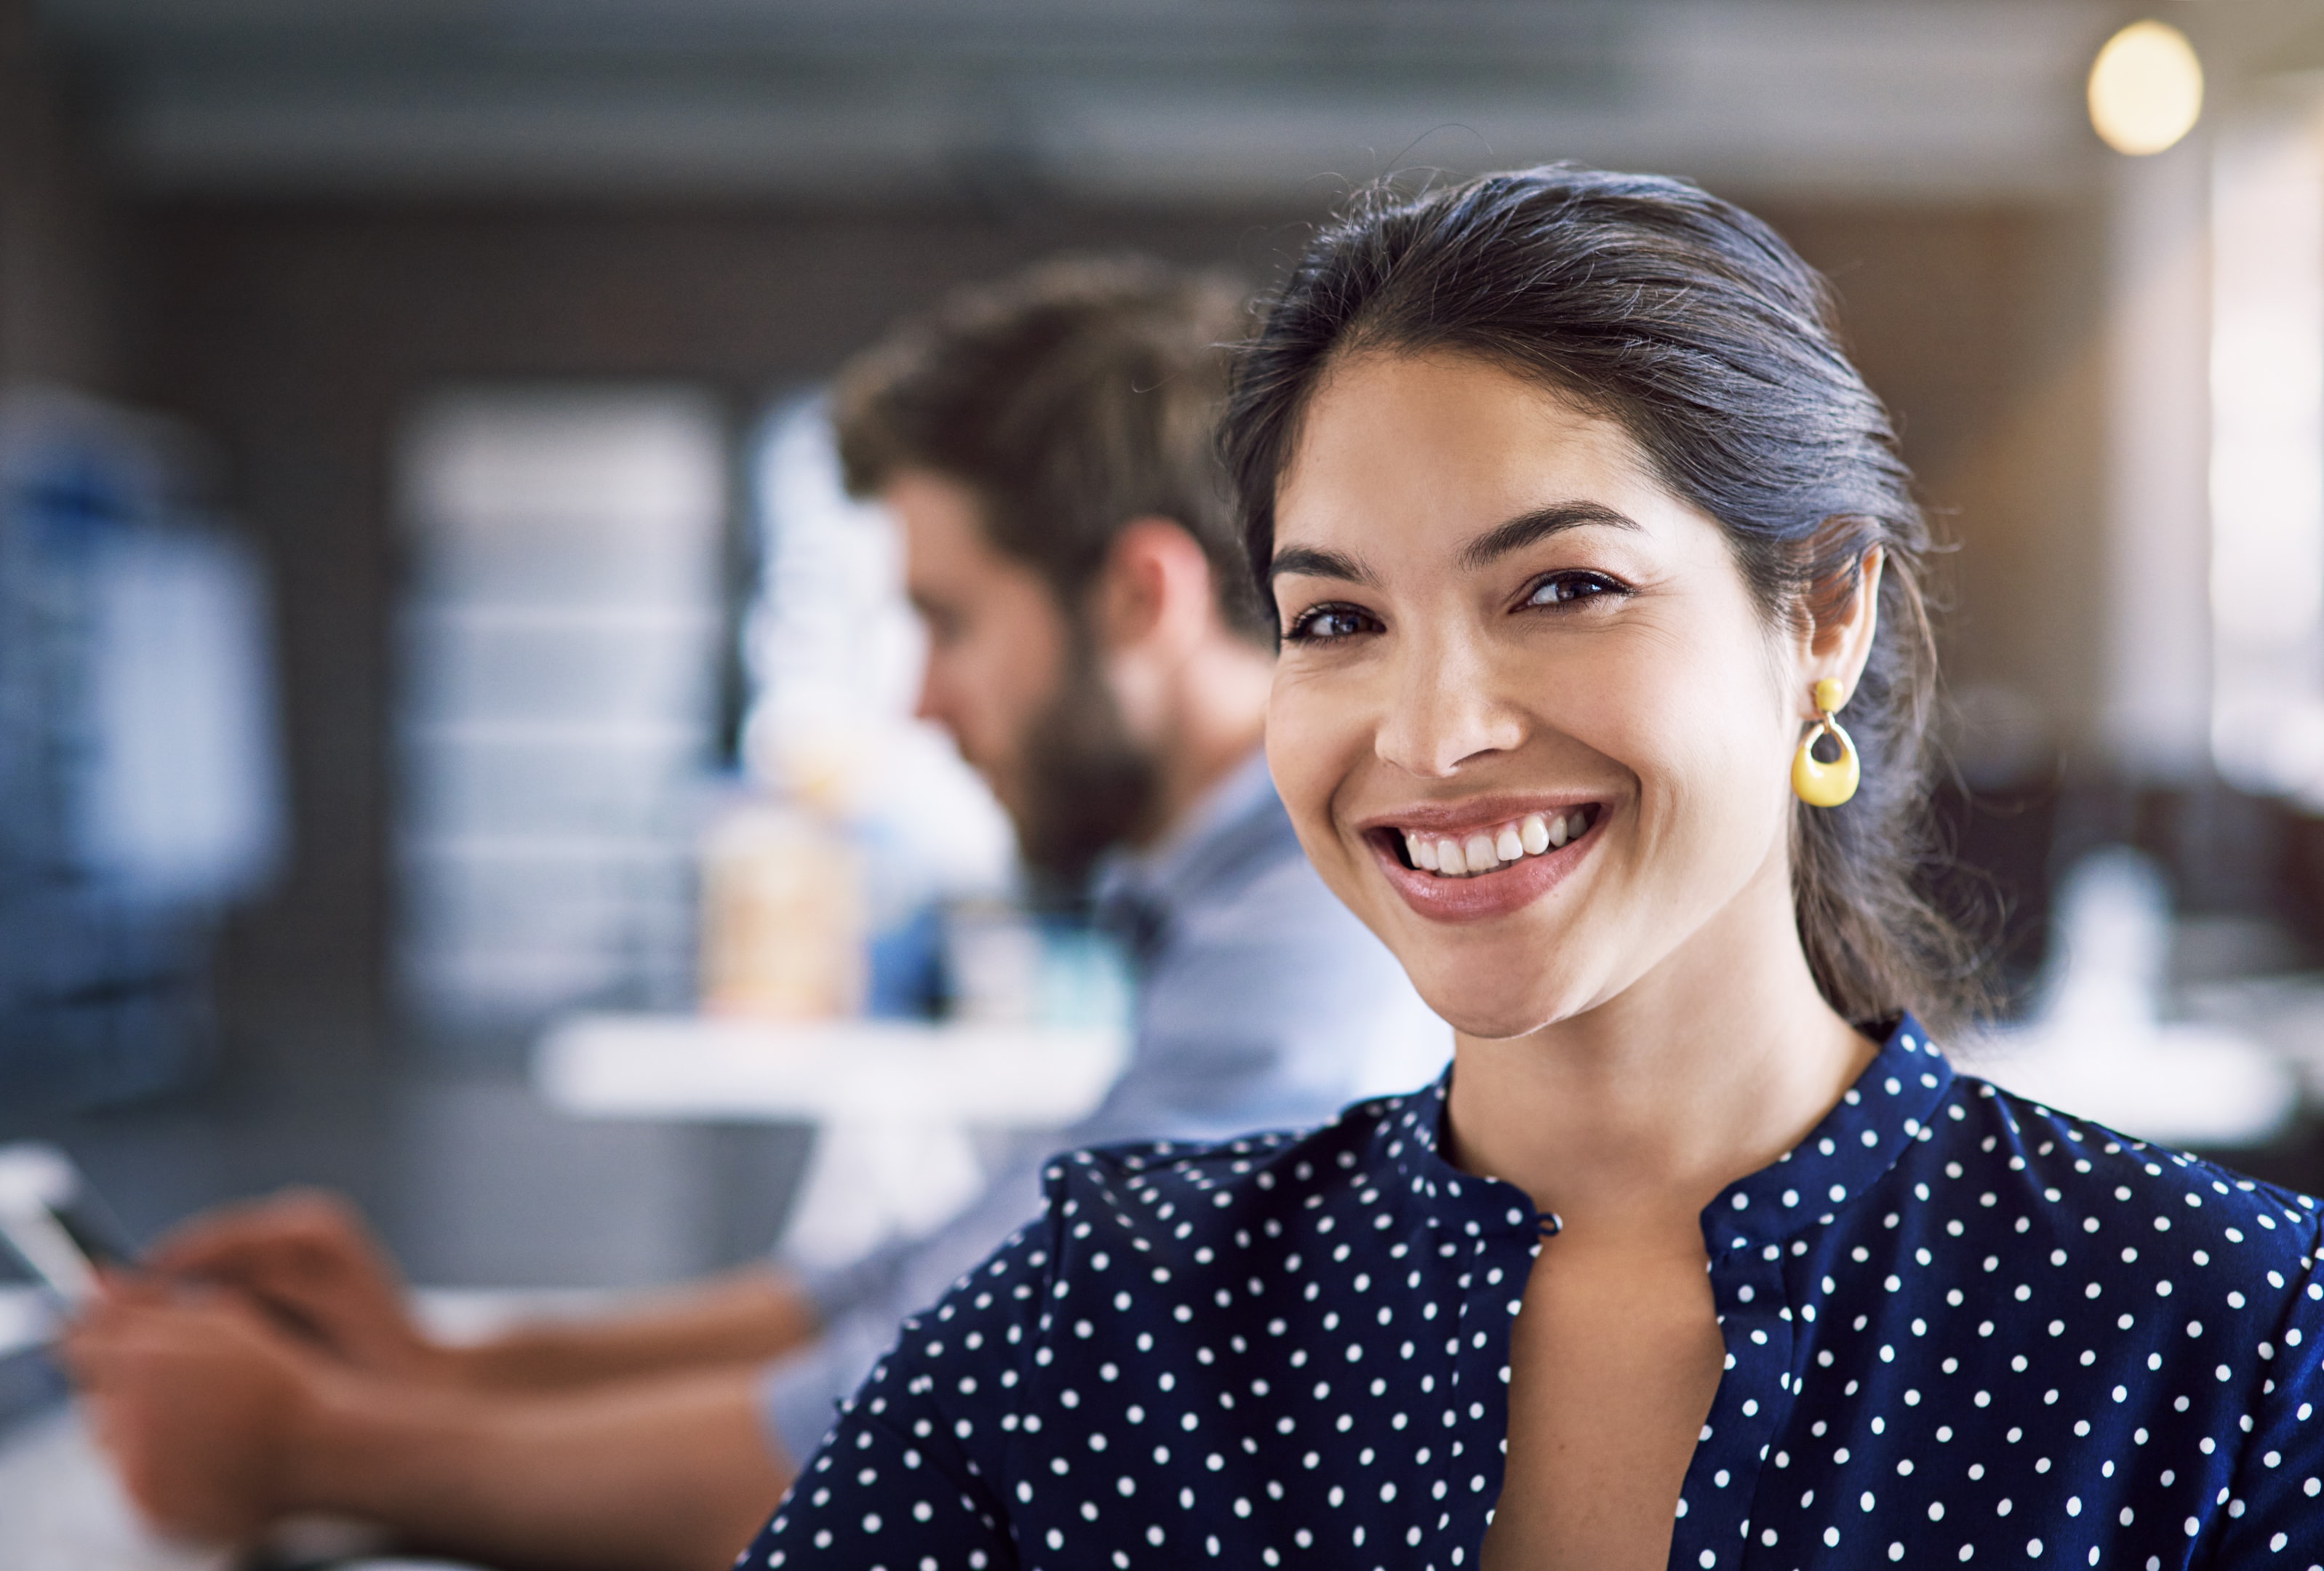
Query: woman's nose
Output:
[[1372, 634, 1527, 778]]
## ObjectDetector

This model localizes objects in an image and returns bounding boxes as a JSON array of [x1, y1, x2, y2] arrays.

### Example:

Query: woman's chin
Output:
[[1410, 973, 1587, 1043]]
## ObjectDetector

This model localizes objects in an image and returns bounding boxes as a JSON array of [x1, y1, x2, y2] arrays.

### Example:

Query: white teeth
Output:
[[1405, 805, 1595, 877]]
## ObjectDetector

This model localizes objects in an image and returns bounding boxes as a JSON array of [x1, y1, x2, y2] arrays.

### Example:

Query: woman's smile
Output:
[[1358, 796, 1606, 922]]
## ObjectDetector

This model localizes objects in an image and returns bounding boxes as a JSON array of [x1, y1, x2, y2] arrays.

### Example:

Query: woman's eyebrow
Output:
[[1457, 501, 1640, 570], [1268, 544, 1378, 585]]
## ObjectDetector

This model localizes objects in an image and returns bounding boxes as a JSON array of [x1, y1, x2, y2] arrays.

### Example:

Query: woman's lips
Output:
[[1365, 804, 1603, 923]]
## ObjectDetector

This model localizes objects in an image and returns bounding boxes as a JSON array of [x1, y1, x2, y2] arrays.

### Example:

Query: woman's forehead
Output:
[[1274, 351, 1684, 562]]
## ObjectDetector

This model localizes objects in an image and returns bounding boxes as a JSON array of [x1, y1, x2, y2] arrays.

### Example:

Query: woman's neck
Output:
[[1442, 855, 1878, 1236]]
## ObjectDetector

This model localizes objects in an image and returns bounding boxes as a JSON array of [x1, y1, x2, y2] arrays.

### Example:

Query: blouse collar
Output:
[[1375, 1014, 1952, 1252]]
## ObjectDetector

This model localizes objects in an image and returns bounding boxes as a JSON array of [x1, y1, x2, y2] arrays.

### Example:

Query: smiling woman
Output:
[[1232, 171, 1960, 1041], [741, 169, 2324, 1571]]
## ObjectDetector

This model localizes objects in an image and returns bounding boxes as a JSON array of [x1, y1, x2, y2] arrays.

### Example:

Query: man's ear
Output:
[[1090, 517, 1216, 657], [1801, 546, 1884, 715]]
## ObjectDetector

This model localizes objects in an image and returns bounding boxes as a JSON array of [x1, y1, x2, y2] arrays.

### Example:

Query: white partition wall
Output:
[[395, 388, 727, 1035], [2211, 92, 2324, 802], [2100, 135, 2215, 780]]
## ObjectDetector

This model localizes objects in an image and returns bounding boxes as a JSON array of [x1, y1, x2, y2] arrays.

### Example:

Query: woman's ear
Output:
[[1802, 546, 1884, 714]]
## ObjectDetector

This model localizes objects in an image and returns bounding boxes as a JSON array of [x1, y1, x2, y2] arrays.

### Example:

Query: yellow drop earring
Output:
[[1791, 677, 1860, 807]]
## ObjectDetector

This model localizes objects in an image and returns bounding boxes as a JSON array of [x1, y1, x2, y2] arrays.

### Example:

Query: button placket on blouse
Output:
[[1676, 1242, 1797, 1567], [1450, 1196, 1552, 1561], [1394, 1098, 1560, 1565], [1671, 1026, 1957, 1569]]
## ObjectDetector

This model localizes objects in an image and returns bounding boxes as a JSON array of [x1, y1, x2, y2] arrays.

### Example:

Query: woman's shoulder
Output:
[[1052, 1080, 1446, 1213], [1929, 1071, 2324, 1287], [852, 1079, 1494, 1416], [1023, 1077, 1520, 1268]]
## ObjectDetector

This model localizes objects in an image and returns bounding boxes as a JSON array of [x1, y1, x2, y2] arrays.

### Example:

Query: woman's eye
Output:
[[1524, 571, 1624, 609], [1284, 604, 1381, 642]]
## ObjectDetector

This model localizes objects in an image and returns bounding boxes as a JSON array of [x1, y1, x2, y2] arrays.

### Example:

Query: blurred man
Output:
[[63, 257, 1445, 1571]]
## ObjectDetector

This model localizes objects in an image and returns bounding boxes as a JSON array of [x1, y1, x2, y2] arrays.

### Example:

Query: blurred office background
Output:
[[5, 0, 2324, 1293]]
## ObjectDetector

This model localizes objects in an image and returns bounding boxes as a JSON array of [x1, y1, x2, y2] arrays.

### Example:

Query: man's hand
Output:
[[66, 1276, 796, 1571], [144, 1188, 818, 1398], [60, 1280, 324, 1545], [145, 1189, 447, 1380]]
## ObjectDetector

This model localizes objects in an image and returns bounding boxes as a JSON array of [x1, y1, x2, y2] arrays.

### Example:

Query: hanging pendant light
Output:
[[2088, 20, 2205, 156]]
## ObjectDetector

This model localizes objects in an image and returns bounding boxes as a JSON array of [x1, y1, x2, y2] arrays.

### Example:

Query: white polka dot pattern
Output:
[[741, 1017, 2324, 1568]]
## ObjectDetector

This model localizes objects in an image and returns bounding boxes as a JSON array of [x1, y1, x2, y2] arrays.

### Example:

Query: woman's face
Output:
[[1266, 351, 1814, 1041]]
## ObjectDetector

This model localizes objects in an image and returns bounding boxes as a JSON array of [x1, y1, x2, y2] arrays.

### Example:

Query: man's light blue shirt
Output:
[[760, 749, 1447, 1463]]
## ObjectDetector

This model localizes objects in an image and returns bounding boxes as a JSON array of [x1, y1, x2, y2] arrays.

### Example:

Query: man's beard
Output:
[[1010, 653, 1162, 898]]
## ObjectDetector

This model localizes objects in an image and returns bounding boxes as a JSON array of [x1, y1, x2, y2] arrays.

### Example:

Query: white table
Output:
[[0, 1287, 228, 1571], [535, 1013, 1129, 1268], [0, 1287, 607, 1571], [2184, 972, 2324, 1101], [535, 1014, 1126, 1125], [1970, 1016, 2299, 1149]]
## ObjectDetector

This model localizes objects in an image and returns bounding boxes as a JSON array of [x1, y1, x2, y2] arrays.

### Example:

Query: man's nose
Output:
[[912, 657, 944, 727]]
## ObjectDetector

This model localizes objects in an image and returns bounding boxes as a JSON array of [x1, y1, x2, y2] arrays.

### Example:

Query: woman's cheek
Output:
[[1265, 676, 1356, 848], [1639, 684, 1792, 879]]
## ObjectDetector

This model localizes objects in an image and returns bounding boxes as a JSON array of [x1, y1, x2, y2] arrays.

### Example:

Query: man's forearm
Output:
[[447, 1268, 820, 1394], [285, 1363, 794, 1571]]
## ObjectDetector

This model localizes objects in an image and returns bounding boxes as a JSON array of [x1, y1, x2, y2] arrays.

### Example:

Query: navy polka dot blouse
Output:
[[742, 1017, 2324, 1568]]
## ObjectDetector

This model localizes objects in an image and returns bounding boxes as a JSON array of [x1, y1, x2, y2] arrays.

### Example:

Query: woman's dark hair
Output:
[[1224, 165, 1981, 1034]]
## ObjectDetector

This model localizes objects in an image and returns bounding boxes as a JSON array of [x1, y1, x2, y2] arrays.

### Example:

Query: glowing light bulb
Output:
[[2088, 20, 2204, 156]]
